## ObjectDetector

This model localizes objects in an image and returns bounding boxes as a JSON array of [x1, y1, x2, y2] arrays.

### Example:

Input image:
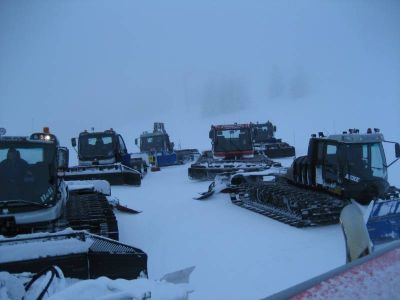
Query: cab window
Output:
[[118, 136, 127, 153]]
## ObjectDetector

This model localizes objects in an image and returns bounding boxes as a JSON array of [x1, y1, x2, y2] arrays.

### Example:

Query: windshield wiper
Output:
[[82, 154, 112, 159], [0, 200, 48, 208], [371, 166, 384, 170]]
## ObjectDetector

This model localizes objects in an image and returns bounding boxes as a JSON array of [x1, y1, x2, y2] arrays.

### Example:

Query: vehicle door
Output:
[[323, 142, 340, 184], [117, 135, 130, 166]]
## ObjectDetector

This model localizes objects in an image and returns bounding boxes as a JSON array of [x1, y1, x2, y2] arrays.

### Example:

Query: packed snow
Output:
[[113, 158, 345, 299], [0, 268, 193, 300]]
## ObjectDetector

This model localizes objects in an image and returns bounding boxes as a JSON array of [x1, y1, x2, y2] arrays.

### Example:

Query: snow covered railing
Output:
[[265, 240, 400, 299]]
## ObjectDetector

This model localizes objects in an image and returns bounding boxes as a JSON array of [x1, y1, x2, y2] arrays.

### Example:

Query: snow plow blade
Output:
[[175, 149, 201, 163], [194, 174, 234, 200], [189, 164, 269, 181], [188, 158, 280, 181], [0, 231, 147, 280], [367, 198, 400, 246], [64, 163, 141, 186], [262, 144, 295, 158]]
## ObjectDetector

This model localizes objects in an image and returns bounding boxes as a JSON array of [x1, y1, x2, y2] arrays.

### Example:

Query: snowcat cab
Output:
[[66, 129, 144, 185], [210, 124, 254, 159], [136, 123, 177, 167], [252, 121, 276, 143], [136, 122, 199, 167], [251, 121, 296, 158], [137, 123, 174, 154], [74, 129, 124, 166], [0, 128, 68, 236]]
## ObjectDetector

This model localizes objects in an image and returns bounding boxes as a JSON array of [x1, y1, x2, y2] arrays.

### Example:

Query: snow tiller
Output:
[[0, 231, 147, 280]]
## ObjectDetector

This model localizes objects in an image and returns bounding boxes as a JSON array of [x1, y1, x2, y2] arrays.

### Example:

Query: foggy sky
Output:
[[1, 0, 399, 154]]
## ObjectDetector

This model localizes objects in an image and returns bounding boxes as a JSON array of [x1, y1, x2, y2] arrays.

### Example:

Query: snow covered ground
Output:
[[114, 158, 345, 300], [1, 1, 399, 298]]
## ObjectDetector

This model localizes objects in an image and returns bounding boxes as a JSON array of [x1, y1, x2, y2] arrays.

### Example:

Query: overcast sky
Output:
[[1, 0, 399, 152]]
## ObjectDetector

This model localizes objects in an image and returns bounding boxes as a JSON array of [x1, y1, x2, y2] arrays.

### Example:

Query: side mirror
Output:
[[383, 140, 400, 168], [135, 138, 138, 145], [57, 147, 69, 170], [209, 130, 213, 139], [273, 126, 277, 132], [171, 142, 174, 150], [71, 138, 77, 148]]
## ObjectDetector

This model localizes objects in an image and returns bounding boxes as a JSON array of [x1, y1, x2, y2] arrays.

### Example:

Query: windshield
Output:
[[140, 135, 166, 152], [345, 143, 387, 180], [214, 128, 252, 152], [0, 142, 56, 204], [79, 134, 115, 159]]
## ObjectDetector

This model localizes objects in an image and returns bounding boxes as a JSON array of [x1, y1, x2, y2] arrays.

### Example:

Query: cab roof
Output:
[[315, 132, 384, 144], [0, 136, 56, 145], [140, 131, 167, 138], [212, 123, 251, 130], [79, 129, 117, 136]]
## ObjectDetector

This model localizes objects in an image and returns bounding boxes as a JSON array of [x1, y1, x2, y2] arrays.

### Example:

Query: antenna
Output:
[[293, 130, 296, 157]]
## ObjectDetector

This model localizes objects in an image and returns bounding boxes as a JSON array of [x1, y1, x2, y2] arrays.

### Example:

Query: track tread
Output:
[[230, 179, 348, 227], [66, 192, 119, 240]]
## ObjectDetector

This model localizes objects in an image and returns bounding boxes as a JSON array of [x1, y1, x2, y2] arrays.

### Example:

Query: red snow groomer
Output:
[[188, 123, 280, 180], [212, 123, 255, 159]]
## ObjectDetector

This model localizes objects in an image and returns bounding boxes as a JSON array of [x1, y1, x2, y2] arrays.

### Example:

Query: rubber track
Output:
[[231, 179, 348, 227], [66, 192, 119, 240]]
